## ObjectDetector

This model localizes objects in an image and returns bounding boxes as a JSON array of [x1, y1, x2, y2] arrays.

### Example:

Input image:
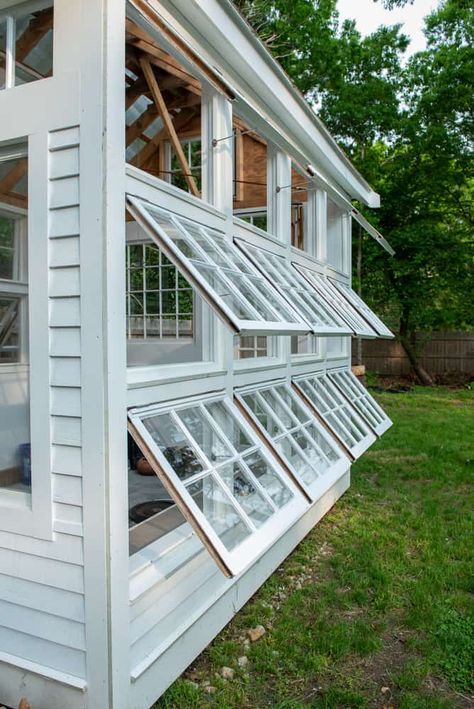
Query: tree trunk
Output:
[[399, 307, 434, 386]]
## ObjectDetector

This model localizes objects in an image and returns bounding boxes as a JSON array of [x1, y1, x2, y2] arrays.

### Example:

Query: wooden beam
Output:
[[140, 58, 200, 197], [128, 0, 234, 99], [131, 39, 201, 95], [131, 108, 197, 170], [15, 8, 53, 63], [0, 193, 28, 210], [0, 159, 27, 196]]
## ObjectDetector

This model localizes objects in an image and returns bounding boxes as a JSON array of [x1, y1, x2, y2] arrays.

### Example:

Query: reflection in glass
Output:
[[243, 451, 292, 508], [205, 401, 253, 453], [186, 475, 250, 550], [143, 413, 204, 480], [177, 405, 232, 465], [218, 461, 274, 528]]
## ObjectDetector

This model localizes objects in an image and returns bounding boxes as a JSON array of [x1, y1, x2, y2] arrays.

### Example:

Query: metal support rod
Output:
[[212, 129, 253, 147]]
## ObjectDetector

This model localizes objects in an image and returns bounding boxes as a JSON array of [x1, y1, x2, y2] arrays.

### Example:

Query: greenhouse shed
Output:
[[0, 1, 393, 706]]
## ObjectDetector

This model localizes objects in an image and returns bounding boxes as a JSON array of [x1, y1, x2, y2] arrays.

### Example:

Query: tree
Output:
[[234, 0, 474, 383]]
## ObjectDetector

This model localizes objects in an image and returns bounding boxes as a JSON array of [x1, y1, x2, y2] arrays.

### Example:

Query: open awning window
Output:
[[329, 279, 394, 339], [127, 195, 311, 336], [294, 265, 378, 339], [236, 240, 352, 336], [236, 381, 350, 501], [128, 393, 308, 577], [328, 370, 392, 436], [293, 372, 376, 459]]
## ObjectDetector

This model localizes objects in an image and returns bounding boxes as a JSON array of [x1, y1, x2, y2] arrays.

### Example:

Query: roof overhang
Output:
[[128, 0, 381, 208]]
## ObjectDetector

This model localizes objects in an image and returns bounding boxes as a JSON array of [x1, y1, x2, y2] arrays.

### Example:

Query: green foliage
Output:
[[156, 388, 474, 707], [233, 0, 474, 376]]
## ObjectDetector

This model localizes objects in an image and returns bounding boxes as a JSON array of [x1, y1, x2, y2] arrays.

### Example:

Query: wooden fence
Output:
[[352, 331, 474, 377]]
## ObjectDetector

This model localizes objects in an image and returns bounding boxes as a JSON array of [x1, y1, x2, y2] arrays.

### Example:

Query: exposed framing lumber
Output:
[[0, 193, 27, 210], [131, 39, 201, 95], [140, 58, 200, 197], [0, 159, 27, 196], [129, 0, 234, 99], [15, 7, 53, 63], [131, 106, 197, 169]]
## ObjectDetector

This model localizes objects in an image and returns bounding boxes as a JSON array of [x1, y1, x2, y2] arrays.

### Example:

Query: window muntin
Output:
[[295, 265, 377, 338], [0, 4, 53, 90], [234, 335, 271, 360], [128, 394, 308, 575], [127, 196, 310, 336], [168, 138, 202, 194], [328, 370, 392, 436], [293, 372, 376, 459], [237, 382, 349, 500], [126, 242, 194, 341], [329, 279, 394, 339], [237, 240, 352, 336]]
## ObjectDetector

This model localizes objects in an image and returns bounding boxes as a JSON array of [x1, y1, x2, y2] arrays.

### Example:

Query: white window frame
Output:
[[127, 391, 309, 576], [0, 0, 54, 91], [293, 371, 377, 459], [330, 278, 394, 339], [0, 135, 52, 538], [236, 380, 350, 501], [294, 264, 378, 338], [328, 368, 392, 436], [237, 238, 352, 336], [127, 194, 311, 337]]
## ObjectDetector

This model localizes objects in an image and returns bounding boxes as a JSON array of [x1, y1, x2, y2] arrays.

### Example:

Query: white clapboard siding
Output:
[[0, 573, 84, 623], [0, 547, 84, 594], [0, 127, 87, 680], [0, 627, 86, 678], [131, 562, 221, 668]]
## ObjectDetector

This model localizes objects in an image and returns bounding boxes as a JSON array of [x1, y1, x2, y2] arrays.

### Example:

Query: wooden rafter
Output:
[[0, 160, 27, 196], [140, 58, 200, 197], [130, 39, 201, 95], [15, 8, 53, 63], [131, 107, 197, 170]]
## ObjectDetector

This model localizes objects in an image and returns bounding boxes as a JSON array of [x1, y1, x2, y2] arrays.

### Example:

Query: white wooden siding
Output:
[[0, 126, 87, 683]]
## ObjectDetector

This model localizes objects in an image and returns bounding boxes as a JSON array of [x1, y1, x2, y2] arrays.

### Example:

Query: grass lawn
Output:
[[156, 387, 474, 708]]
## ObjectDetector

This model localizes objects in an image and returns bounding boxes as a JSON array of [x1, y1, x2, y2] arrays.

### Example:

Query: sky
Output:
[[337, 0, 440, 56]]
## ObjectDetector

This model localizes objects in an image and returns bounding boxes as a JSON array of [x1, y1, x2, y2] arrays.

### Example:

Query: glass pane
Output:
[[176, 406, 233, 465], [142, 412, 204, 480], [205, 401, 254, 453], [241, 392, 284, 437], [260, 389, 298, 429], [276, 436, 318, 486], [218, 461, 274, 528], [0, 215, 16, 279], [0, 20, 5, 90], [243, 451, 293, 508], [186, 475, 250, 551], [0, 296, 21, 363], [15, 7, 54, 86]]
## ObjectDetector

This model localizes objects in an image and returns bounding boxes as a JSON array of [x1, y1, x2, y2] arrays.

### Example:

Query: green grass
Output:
[[155, 387, 474, 708]]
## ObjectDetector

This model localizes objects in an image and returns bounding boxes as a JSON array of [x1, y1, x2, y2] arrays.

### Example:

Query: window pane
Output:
[[142, 412, 204, 480], [237, 383, 348, 498], [186, 475, 251, 551], [0, 215, 16, 279], [0, 20, 6, 90], [127, 197, 309, 335], [128, 396, 307, 573], [15, 7, 54, 86], [295, 373, 376, 458], [0, 144, 29, 495]]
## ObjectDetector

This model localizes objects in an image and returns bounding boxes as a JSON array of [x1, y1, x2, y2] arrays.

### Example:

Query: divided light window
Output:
[[294, 372, 376, 459], [127, 196, 310, 336], [0, 2, 54, 90], [328, 369, 392, 436], [329, 279, 394, 339], [236, 240, 352, 336], [128, 394, 308, 577], [294, 264, 378, 338], [236, 382, 349, 501]]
